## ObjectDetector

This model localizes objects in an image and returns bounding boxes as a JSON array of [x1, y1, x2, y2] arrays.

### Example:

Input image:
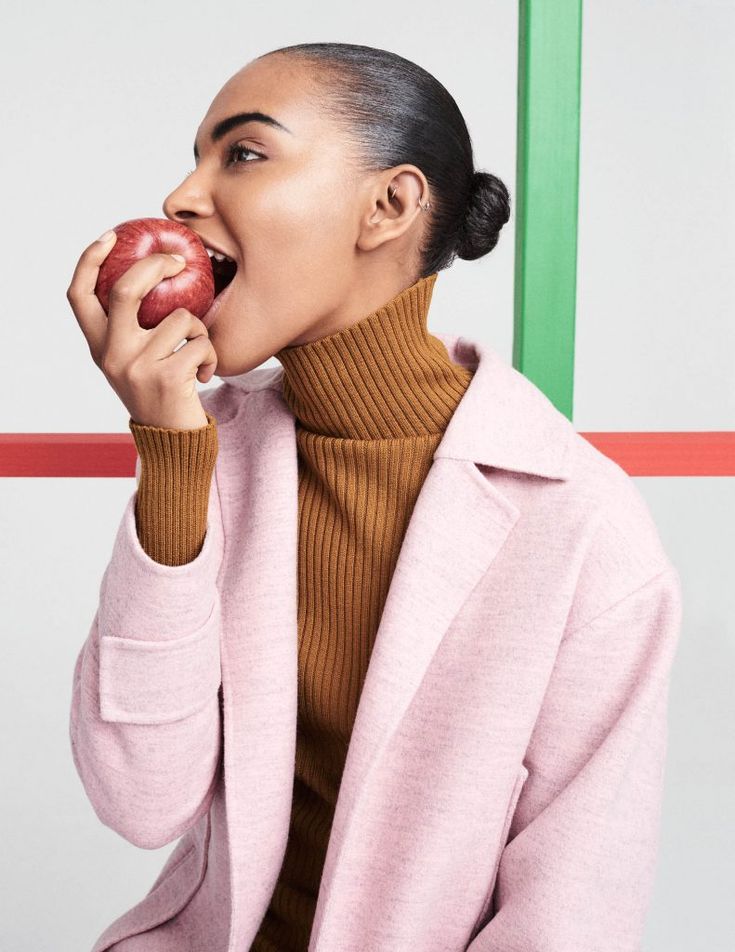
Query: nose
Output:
[[162, 171, 211, 221]]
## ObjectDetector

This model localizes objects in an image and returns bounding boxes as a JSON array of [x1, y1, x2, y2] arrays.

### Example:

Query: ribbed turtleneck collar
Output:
[[273, 272, 474, 440]]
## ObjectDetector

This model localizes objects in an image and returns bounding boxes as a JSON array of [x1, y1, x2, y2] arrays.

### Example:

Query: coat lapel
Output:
[[309, 453, 523, 946], [217, 333, 575, 949]]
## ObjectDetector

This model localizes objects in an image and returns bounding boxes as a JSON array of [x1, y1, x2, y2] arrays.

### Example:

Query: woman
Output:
[[67, 43, 682, 952]]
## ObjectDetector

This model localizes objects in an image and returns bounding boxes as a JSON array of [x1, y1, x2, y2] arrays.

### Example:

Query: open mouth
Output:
[[211, 255, 237, 297]]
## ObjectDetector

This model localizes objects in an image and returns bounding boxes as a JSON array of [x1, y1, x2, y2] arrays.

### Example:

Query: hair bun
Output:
[[455, 170, 511, 261]]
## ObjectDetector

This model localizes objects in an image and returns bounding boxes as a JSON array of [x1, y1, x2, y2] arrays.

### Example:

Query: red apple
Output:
[[94, 218, 215, 329]]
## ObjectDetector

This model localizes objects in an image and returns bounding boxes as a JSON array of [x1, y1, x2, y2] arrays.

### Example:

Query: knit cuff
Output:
[[129, 411, 219, 567]]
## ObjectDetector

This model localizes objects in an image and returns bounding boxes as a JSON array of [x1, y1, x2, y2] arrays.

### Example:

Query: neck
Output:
[[273, 273, 474, 440]]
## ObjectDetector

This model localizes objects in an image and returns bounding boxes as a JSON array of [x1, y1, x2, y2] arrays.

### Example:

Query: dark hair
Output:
[[257, 42, 511, 278]]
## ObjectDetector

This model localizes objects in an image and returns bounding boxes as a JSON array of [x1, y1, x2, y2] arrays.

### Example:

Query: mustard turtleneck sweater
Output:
[[128, 271, 474, 951]]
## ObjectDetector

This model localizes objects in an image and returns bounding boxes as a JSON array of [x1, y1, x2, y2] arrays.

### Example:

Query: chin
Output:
[[212, 349, 270, 380]]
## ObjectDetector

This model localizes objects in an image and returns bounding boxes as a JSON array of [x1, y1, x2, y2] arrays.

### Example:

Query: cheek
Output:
[[254, 166, 350, 254], [251, 171, 318, 234], [232, 162, 356, 286]]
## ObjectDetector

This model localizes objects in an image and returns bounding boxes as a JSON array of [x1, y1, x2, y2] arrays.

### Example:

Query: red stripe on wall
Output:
[[581, 432, 735, 476], [0, 432, 733, 477], [0, 434, 137, 478]]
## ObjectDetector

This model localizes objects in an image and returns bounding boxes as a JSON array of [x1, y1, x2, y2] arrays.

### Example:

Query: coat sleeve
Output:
[[68, 451, 225, 850], [467, 563, 683, 952]]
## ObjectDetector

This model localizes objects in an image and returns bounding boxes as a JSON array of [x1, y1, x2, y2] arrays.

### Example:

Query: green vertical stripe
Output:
[[514, 0, 583, 419]]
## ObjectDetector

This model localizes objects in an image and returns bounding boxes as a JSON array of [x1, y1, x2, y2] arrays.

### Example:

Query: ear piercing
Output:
[[389, 184, 431, 211]]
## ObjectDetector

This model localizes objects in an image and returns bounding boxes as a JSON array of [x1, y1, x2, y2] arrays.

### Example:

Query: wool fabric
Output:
[[129, 271, 474, 950], [128, 412, 218, 566]]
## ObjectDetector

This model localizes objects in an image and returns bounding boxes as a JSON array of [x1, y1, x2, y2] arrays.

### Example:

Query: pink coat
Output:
[[70, 332, 682, 952]]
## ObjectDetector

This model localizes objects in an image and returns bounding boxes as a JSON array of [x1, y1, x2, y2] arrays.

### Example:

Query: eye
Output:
[[225, 143, 264, 167]]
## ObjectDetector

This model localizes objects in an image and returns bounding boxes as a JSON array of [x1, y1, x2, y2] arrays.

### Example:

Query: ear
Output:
[[356, 165, 430, 253]]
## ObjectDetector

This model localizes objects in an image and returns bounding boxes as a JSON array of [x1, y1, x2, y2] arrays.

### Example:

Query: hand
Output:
[[67, 231, 218, 429]]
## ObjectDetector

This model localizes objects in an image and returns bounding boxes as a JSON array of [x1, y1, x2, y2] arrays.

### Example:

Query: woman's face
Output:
[[162, 54, 429, 377]]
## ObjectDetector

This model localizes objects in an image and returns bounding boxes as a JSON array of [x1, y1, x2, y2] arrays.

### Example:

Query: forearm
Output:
[[129, 411, 218, 566]]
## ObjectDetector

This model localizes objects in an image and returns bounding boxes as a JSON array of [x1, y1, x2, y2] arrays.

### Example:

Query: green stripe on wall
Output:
[[514, 0, 583, 419]]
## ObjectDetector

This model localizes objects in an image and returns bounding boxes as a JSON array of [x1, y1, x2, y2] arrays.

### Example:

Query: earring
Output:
[[389, 184, 431, 211]]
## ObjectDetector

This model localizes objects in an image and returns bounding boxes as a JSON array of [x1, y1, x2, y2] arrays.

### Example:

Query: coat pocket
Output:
[[468, 763, 529, 942], [90, 812, 211, 952]]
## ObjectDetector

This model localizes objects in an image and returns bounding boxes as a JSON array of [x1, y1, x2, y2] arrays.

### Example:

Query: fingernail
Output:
[[170, 253, 186, 262], [97, 229, 116, 242]]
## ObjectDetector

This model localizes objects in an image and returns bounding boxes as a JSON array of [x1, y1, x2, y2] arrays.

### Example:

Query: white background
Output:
[[1, 1, 733, 949]]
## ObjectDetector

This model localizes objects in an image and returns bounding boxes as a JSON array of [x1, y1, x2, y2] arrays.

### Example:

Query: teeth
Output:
[[205, 247, 233, 263]]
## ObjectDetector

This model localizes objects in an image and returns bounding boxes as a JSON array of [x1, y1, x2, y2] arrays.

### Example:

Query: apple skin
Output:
[[94, 218, 215, 329]]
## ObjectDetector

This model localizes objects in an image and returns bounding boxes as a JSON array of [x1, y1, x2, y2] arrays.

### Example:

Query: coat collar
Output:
[[219, 332, 575, 481]]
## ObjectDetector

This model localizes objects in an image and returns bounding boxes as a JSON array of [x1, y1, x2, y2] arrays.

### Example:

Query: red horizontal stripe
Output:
[[0, 432, 733, 477], [0, 433, 137, 478], [582, 432, 735, 476]]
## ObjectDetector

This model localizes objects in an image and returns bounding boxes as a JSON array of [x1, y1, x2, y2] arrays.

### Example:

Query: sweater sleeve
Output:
[[128, 411, 219, 567]]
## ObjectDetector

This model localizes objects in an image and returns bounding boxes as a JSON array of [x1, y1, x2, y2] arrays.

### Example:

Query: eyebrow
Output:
[[193, 111, 292, 160]]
